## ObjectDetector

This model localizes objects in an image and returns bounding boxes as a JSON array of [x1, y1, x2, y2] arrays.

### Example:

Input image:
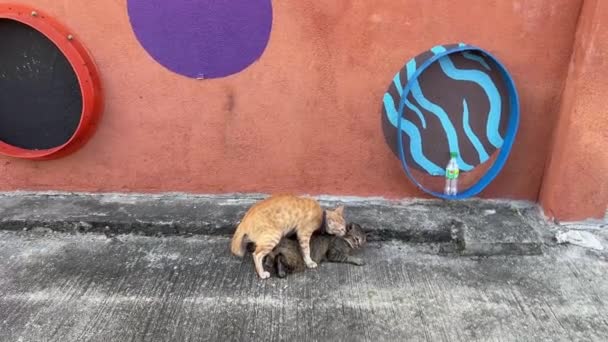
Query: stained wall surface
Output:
[[540, 0, 608, 221], [2, 0, 601, 220]]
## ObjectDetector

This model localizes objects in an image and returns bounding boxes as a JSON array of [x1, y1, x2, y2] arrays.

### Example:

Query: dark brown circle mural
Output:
[[382, 43, 511, 175], [381, 43, 520, 199]]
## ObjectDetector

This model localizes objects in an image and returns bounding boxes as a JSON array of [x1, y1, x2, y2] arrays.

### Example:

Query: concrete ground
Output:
[[1, 228, 608, 342]]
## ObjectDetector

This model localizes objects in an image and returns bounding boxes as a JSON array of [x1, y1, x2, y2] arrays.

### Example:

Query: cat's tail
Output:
[[230, 224, 248, 257]]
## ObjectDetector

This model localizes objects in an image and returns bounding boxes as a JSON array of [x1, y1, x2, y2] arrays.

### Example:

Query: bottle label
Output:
[[445, 169, 459, 180]]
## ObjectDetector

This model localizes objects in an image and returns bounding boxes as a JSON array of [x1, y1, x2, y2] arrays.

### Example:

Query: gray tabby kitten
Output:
[[264, 222, 367, 278]]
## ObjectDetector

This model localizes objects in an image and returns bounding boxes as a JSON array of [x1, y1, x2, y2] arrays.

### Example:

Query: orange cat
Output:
[[230, 194, 347, 279]]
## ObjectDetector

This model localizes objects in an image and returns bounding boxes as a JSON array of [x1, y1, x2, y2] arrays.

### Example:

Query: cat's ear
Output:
[[335, 205, 344, 216]]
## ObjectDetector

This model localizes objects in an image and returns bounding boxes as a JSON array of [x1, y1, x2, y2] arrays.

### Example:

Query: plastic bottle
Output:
[[444, 152, 459, 196]]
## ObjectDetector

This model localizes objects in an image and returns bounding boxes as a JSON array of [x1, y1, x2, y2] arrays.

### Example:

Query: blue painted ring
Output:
[[395, 44, 519, 199]]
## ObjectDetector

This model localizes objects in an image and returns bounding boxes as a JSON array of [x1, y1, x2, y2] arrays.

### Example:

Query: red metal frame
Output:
[[0, 4, 103, 160]]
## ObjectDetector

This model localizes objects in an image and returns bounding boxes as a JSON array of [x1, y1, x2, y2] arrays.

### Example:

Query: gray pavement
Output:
[[1, 229, 607, 342]]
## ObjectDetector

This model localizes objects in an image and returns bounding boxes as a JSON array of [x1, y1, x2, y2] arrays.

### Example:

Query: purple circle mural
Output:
[[127, 0, 273, 79]]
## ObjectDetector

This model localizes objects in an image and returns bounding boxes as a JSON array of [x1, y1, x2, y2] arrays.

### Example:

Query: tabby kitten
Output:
[[230, 194, 347, 279], [265, 222, 367, 278]]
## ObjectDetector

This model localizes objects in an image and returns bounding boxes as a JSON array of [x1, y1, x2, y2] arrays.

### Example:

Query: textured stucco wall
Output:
[[0, 1, 595, 219], [540, 0, 608, 221]]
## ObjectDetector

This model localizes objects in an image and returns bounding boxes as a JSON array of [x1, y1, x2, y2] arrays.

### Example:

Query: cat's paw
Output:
[[258, 271, 271, 279], [353, 259, 365, 266], [305, 260, 318, 268]]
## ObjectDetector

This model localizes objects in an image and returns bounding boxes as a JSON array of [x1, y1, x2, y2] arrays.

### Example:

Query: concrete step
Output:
[[0, 192, 545, 256]]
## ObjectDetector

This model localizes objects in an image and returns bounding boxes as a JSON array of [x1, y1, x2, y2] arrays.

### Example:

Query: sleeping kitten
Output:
[[231, 194, 347, 279], [264, 222, 367, 278]]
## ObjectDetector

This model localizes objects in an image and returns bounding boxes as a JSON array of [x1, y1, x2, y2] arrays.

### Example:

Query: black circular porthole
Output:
[[0, 19, 82, 150], [0, 5, 103, 160]]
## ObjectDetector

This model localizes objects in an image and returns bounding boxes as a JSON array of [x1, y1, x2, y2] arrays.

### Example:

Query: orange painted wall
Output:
[[540, 0, 608, 221], [0, 1, 587, 205]]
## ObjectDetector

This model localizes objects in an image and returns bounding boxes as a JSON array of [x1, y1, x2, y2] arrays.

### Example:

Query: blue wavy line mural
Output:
[[406, 59, 474, 171], [462, 99, 490, 162], [430, 45, 503, 148], [462, 52, 491, 71], [392, 73, 426, 129], [382, 94, 443, 175], [381, 43, 510, 174]]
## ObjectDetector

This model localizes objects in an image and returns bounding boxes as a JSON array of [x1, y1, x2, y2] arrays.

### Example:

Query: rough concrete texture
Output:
[[0, 229, 607, 342], [457, 209, 542, 256], [0, 192, 542, 255]]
